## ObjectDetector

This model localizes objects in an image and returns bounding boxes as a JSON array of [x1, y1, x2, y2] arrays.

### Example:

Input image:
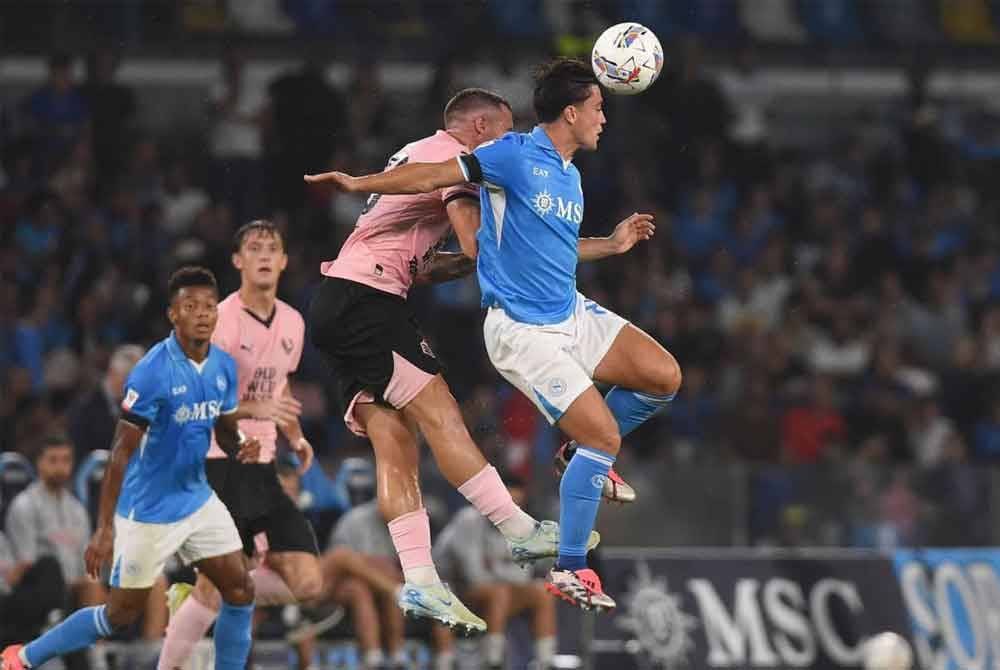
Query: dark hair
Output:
[[532, 58, 599, 123], [38, 433, 73, 457], [167, 266, 218, 303], [233, 219, 282, 252], [443, 88, 511, 126]]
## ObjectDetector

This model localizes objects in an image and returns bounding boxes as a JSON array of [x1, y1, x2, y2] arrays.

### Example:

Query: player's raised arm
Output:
[[84, 419, 145, 579], [304, 158, 468, 195]]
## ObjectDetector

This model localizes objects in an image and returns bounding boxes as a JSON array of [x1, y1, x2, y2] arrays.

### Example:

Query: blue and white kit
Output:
[[458, 127, 628, 423], [112, 332, 243, 588]]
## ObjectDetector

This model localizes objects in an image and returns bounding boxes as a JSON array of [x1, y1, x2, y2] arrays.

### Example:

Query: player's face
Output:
[[38, 445, 74, 488], [169, 285, 219, 342], [234, 231, 287, 289], [573, 85, 606, 151]]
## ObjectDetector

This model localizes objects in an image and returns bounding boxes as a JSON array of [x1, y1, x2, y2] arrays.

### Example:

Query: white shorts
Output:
[[111, 493, 242, 589], [484, 292, 628, 424]]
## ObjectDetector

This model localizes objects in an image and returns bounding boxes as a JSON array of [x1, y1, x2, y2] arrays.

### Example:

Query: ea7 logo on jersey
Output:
[[173, 400, 223, 425]]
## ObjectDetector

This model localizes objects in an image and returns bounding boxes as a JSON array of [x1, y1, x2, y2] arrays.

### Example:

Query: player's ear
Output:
[[473, 115, 487, 135], [279, 252, 288, 272], [563, 104, 578, 125], [166, 303, 177, 327], [232, 252, 243, 270]]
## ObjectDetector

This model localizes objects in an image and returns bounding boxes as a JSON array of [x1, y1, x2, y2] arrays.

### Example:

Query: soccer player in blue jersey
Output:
[[305, 59, 682, 611], [1, 267, 282, 670]]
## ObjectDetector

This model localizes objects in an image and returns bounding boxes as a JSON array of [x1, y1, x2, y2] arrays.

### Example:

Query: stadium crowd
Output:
[[3, 0, 1000, 572]]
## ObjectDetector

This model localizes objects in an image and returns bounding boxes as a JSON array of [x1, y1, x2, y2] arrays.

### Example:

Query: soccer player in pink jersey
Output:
[[307, 89, 596, 632], [156, 221, 334, 670]]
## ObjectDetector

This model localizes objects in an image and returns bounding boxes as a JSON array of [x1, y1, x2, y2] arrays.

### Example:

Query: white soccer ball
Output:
[[591, 22, 664, 95], [863, 632, 913, 670]]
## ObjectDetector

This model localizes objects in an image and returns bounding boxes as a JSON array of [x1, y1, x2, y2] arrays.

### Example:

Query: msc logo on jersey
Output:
[[216, 374, 227, 393], [532, 190, 583, 224], [173, 400, 223, 425]]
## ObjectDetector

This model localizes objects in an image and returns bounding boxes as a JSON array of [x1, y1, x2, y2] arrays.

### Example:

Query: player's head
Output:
[[232, 220, 287, 291], [106, 344, 144, 400], [533, 58, 605, 151], [443, 88, 513, 149], [167, 266, 219, 343], [36, 434, 75, 490]]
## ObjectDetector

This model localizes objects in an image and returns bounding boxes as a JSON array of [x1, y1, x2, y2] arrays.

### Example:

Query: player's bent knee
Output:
[[655, 355, 682, 396], [220, 571, 255, 606]]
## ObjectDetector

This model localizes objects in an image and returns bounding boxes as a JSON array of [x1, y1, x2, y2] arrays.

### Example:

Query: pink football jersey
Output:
[[321, 130, 478, 297], [208, 292, 305, 462]]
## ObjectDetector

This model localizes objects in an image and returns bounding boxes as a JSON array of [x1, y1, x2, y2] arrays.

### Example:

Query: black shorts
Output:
[[309, 277, 442, 414], [205, 459, 319, 557]]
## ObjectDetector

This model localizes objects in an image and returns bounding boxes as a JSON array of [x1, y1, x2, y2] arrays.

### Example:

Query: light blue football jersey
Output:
[[459, 127, 585, 325], [118, 332, 239, 523]]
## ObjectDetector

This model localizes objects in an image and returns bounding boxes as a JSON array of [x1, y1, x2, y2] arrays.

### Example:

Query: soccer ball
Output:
[[863, 632, 913, 670], [591, 22, 664, 95]]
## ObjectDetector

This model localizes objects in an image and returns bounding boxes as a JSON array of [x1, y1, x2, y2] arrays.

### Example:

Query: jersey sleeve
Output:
[[459, 133, 520, 187], [441, 180, 479, 206], [120, 359, 164, 428]]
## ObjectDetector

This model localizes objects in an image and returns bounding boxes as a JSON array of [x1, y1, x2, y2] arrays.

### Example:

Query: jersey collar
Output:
[[530, 126, 572, 171], [167, 331, 211, 371]]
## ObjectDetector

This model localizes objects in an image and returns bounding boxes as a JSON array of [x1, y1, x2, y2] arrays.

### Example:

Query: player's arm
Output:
[[414, 252, 477, 285], [276, 383, 314, 474], [304, 158, 468, 195], [578, 213, 656, 262], [83, 419, 144, 579], [446, 195, 480, 260]]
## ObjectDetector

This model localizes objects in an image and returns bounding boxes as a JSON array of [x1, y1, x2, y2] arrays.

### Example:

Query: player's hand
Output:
[[237, 437, 262, 463], [292, 437, 314, 474], [85, 525, 114, 580], [610, 213, 655, 254], [303, 171, 358, 192]]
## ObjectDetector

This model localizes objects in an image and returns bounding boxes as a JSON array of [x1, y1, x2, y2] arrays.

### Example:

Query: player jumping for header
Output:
[[304, 88, 597, 632], [2, 267, 275, 670], [304, 60, 682, 612]]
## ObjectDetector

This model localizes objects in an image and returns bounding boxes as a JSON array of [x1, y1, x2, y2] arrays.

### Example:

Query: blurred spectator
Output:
[[81, 49, 136, 196], [159, 161, 209, 237], [19, 53, 89, 164], [268, 55, 347, 211], [66, 344, 144, 460], [0, 529, 67, 649], [780, 374, 846, 464], [906, 395, 962, 467], [208, 51, 266, 224], [973, 395, 1000, 459], [5, 436, 97, 604]]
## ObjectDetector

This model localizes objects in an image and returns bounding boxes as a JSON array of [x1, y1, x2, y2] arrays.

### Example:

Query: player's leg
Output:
[[507, 582, 557, 668], [557, 300, 681, 501], [143, 576, 169, 641], [256, 491, 323, 605], [356, 403, 486, 633], [482, 307, 616, 610], [183, 495, 255, 670]]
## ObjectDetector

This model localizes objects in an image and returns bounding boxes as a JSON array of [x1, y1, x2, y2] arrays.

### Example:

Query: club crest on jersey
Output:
[[216, 374, 227, 392], [281, 338, 294, 355]]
